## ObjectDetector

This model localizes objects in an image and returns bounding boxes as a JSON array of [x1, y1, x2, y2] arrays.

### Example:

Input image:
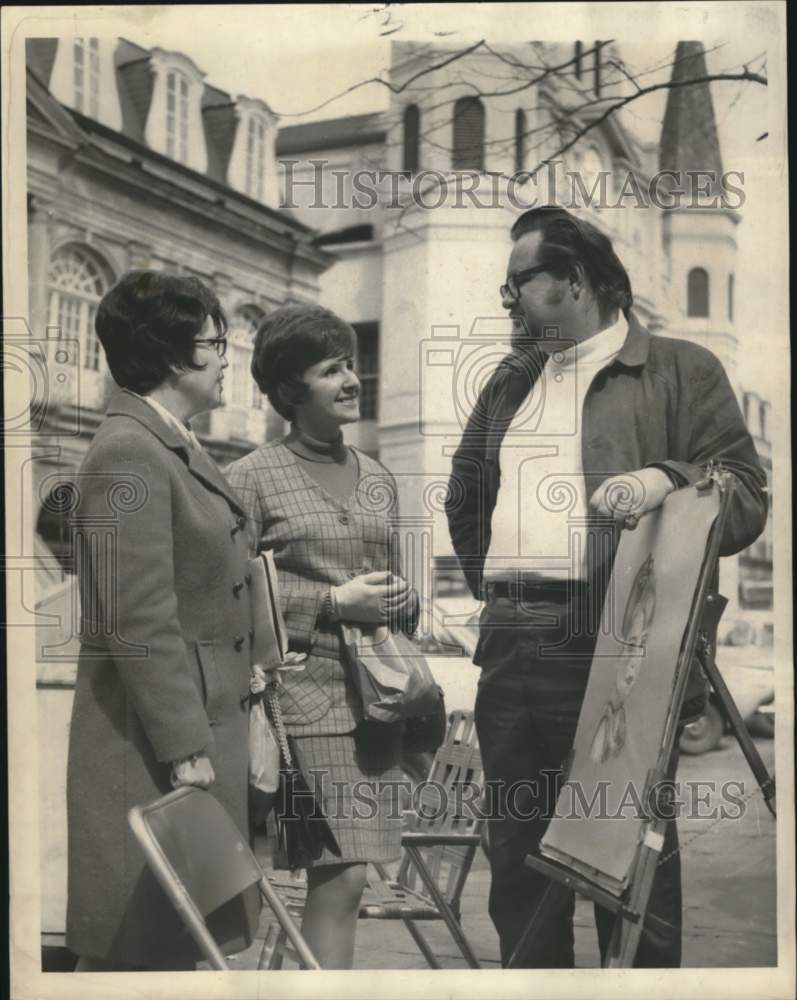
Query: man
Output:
[[445, 206, 767, 967]]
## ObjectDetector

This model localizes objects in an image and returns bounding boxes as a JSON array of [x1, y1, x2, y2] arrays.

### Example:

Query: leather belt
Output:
[[483, 580, 589, 604]]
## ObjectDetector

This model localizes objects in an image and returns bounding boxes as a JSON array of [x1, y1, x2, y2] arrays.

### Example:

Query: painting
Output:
[[540, 485, 720, 894]]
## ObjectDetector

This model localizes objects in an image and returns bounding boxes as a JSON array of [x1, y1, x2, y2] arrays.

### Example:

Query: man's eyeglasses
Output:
[[500, 263, 556, 301], [194, 337, 228, 359]]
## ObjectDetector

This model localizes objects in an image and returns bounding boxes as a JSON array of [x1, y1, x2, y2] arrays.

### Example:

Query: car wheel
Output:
[[679, 702, 724, 755]]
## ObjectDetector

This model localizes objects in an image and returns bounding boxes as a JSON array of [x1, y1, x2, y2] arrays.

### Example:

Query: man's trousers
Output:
[[473, 591, 682, 968]]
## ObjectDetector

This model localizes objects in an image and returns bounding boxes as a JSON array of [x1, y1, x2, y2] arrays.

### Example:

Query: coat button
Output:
[[248, 627, 255, 639], [245, 573, 252, 586], [231, 515, 246, 537], [232, 581, 245, 597], [338, 512, 350, 525], [233, 635, 245, 651]]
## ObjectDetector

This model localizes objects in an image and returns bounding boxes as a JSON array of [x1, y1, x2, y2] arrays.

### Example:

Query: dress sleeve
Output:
[[226, 460, 327, 651]]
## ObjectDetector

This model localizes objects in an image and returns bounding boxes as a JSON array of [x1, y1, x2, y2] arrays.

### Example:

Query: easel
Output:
[[507, 471, 777, 968]]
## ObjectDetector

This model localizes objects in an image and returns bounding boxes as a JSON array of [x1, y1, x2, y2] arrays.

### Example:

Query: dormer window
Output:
[[47, 38, 122, 129], [245, 116, 267, 201], [227, 96, 278, 205], [165, 70, 190, 163], [145, 49, 207, 173], [73, 38, 99, 117]]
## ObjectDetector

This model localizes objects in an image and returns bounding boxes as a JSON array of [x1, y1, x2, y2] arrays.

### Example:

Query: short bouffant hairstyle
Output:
[[94, 271, 227, 394], [511, 206, 633, 320], [251, 304, 356, 420]]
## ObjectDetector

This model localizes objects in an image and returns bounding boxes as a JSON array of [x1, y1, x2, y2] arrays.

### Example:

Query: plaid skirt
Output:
[[281, 721, 404, 869]]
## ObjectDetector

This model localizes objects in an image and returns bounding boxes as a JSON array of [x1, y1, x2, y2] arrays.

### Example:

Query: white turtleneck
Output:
[[483, 314, 628, 582]]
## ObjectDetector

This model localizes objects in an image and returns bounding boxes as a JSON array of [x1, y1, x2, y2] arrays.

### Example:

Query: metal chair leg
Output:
[[404, 845, 481, 968], [401, 919, 442, 969]]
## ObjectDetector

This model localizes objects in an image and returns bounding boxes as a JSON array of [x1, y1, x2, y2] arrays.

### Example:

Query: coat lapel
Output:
[[105, 389, 247, 518]]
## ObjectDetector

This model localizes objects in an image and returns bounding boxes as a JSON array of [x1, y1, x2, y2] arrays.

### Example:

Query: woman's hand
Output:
[[171, 753, 215, 789], [332, 571, 412, 625]]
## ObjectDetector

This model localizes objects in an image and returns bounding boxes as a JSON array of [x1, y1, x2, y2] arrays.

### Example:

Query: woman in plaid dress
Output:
[[227, 305, 418, 969]]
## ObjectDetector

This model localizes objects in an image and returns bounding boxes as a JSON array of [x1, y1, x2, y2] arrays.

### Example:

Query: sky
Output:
[[17, 3, 783, 395]]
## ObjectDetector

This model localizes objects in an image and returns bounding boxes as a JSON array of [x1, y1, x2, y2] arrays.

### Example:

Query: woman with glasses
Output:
[[227, 304, 418, 969], [65, 270, 260, 971]]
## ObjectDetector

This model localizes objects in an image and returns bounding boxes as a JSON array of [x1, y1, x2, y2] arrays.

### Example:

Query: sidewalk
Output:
[[229, 734, 776, 970]]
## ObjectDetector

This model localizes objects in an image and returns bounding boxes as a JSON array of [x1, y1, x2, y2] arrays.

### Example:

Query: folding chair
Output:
[[128, 786, 320, 970], [262, 709, 485, 969]]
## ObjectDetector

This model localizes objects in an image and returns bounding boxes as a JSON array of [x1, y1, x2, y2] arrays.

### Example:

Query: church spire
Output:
[[659, 41, 724, 178]]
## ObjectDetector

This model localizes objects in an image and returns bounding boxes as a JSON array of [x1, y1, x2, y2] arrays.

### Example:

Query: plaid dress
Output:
[[227, 440, 405, 865]]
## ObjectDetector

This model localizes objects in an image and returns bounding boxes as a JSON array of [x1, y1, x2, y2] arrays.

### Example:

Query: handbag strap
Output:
[[265, 681, 294, 769]]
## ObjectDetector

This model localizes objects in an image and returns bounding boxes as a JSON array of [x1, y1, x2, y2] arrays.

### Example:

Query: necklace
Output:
[[284, 425, 348, 464]]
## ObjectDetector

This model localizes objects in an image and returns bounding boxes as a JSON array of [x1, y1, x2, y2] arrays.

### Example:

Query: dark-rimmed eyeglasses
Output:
[[194, 337, 228, 359], [500, 263, 556, 301]]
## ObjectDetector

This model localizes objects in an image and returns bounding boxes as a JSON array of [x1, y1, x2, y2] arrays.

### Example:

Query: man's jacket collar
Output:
[[614, 310, 651, 369], [105, 389, 246, 517]]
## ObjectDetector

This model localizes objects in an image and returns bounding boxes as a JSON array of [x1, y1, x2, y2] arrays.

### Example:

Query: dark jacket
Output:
[[66, 390, 259, 967], [446, 313, 768, 601]]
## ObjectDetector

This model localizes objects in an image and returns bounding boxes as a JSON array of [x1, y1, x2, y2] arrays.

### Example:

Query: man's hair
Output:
[[510, 206, 633, 319], [251, 304, 357, 420], [95, 271, 227, 394]]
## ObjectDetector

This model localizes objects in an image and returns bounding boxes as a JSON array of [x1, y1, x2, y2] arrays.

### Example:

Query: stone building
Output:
[[25, 35, 333, 492], [275, 39, 772, 616]]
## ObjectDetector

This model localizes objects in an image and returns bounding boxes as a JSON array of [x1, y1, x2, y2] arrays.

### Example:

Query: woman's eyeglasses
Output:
[[500, 263, 557, 301], [194, 337, 228, 359]]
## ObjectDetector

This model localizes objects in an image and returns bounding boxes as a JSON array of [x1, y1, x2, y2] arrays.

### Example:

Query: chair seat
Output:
[[266, 871, 443, 921]]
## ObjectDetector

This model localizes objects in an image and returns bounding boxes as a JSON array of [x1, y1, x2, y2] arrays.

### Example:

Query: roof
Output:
[[659, 41, 724, 178], [276, 112, 386, 156]]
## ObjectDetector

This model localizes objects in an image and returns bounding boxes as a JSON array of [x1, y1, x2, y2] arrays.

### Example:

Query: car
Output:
[[678, 617, 775, 755]]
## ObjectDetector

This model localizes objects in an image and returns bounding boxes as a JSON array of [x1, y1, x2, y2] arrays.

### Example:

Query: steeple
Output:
[[659, 41, 724, 177]]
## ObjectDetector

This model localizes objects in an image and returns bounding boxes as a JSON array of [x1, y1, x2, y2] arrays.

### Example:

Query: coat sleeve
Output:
[[226, 460, 326, 651], [649, 351, 769, 556], [79, 436, 213, 764], [445, 380, 495, 599]]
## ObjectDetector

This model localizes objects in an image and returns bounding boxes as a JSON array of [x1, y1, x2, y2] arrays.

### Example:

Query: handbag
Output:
[[402, 685, 447, 754], [341, 624, 444, 725], [265, 682, 341, 871]]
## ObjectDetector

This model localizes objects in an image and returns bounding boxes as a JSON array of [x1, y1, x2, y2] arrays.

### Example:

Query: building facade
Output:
[[275, 40, 772, 616]]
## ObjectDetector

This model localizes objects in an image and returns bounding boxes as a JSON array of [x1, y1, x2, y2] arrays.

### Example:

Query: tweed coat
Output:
[[66, 390, 260, 967], [226, 440, 405, 736]]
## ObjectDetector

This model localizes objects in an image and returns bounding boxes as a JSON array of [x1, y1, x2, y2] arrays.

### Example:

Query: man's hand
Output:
[[589, 468, 675, 523], [171, 753, 215, 789]]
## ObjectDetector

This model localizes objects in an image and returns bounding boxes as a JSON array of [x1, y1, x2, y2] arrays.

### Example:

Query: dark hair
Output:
[[94, 271, 227, 394], [510, 206, 633, 319], [251, 304, 356, 421]]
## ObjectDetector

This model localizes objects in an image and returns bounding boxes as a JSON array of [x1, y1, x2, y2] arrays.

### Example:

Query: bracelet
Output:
[[318, 588, 339, 625]]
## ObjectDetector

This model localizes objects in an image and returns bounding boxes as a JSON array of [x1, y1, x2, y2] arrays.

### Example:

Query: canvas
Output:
[[540, 485, 720, 893]]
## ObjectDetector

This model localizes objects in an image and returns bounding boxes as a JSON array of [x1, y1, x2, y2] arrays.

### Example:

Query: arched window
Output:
[[687, 267, 709, 317], [727, 273, 734, 322], [452, 97, 485, 171], [402, 104, 420, 174], [47, 245, 113, 372], [227, 306, 264, 410], [514, 109, 526, 174]]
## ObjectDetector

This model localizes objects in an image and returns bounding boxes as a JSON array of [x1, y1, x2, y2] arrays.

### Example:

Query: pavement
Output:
[[229, 733, 777, 970]]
